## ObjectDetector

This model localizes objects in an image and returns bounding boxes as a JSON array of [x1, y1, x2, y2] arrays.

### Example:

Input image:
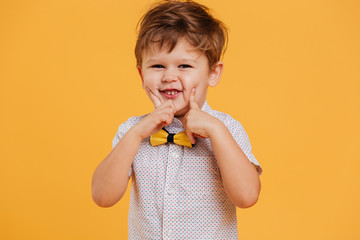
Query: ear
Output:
[[208, 61, 224, 87], [137, 66, 145, 88]]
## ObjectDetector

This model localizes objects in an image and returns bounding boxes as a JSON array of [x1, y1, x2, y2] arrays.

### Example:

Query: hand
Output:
[[182, 88, 220, 144], [133, 88, 176, 140]]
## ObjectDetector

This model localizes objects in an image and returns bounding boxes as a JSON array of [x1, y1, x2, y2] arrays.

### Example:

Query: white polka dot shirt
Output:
[[112, 101, 262, 239]]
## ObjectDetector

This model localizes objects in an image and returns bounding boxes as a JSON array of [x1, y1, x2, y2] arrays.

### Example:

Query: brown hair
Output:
[[135, 0, 228, 68]]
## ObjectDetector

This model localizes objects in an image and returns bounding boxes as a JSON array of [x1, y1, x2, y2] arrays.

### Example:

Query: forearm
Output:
[[92, 127, 142, 207], [209, 121, 261, 208]]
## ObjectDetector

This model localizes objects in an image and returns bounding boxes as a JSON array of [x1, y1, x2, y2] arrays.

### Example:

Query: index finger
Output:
[[189, 88, 199, 109], [147, 88, 162, 109]]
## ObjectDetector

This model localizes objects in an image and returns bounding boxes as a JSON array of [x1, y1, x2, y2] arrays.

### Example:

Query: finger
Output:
[[169, 100, 176, 114], [159, 106, 175, 124], [186, 129, 196, 144], [163, 113, 174, 126], [193, 133, 206, 139], [182, 116, 196, 144], [189, 88, 199, 109], [147, 88, 162, 108]]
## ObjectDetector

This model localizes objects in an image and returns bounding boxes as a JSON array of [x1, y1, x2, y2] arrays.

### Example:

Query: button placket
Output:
[[163, 144, 181, 239]]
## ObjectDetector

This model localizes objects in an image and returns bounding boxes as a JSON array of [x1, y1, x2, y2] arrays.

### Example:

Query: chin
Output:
[[174, 107, 189, 119]]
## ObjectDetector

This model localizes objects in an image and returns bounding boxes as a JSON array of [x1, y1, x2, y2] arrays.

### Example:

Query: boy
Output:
[[92, 0, 263, 239]]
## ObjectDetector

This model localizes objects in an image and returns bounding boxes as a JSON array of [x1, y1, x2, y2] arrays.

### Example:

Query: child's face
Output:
[[138, 38, 223, 118]]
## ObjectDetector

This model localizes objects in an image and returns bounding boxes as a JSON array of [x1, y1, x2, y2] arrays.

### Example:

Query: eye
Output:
[[151, 64, 164, 68], [179, 64, 192, 69]]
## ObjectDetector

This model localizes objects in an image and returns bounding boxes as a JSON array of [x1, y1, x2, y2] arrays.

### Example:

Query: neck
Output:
[[176, 116, 184, 123]]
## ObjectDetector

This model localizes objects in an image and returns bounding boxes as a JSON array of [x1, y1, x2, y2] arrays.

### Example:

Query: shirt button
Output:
[[167, 189, 174, 195]]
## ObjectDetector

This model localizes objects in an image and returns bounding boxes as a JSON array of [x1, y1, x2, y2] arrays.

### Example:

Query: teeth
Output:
[[164, 90, 178, 95]]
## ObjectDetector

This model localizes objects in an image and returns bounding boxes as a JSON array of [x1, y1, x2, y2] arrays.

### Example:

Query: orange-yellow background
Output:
[[1, 0, 359, 239]]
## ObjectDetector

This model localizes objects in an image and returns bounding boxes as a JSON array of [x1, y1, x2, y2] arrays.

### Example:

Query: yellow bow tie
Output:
[[150, 128, 193, 148]]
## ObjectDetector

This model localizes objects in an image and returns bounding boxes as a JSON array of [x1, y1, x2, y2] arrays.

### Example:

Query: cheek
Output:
[[143, 77, 156, 88], [143, 72, 162, 87], [181, 75, 198, 89], [183, 78, 208, 92]]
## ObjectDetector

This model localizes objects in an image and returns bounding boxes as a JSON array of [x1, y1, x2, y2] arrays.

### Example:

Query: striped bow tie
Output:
[[150, 128, 193, 148]]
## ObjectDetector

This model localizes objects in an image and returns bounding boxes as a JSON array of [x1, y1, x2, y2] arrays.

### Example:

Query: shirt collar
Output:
[[200, 100, 212, 113]]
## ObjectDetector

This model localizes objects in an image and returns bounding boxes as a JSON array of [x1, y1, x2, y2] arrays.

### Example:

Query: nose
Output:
[[161, 68, 178, 83]]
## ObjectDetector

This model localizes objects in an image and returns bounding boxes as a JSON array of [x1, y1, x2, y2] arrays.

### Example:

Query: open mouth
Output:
[[159, 89, 182, 98], [162, 89, 179, 95]]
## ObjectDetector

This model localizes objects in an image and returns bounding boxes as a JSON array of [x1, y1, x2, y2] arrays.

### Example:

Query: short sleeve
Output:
[[112, 119, 134, 178], [226, 117, 263, 176]]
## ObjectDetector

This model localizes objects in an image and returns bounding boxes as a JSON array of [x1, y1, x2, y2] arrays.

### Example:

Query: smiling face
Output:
[[138, 38, 223, 119]]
